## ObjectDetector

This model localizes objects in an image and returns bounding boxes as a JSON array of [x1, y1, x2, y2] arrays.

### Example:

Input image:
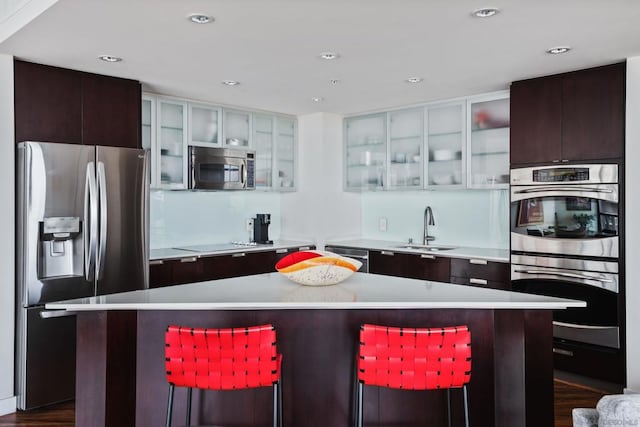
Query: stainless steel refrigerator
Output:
[[16, 141, 149, 410]]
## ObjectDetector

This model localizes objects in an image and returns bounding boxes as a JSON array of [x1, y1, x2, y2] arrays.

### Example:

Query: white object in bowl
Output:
[[432, 174, 454, 185], [432, 149, 456, 161]]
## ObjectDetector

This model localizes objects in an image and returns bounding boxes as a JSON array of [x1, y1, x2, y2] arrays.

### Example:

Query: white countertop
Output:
[[46, 272, 584, 311], [150, 240, 314, 260], [325, 239, 510, 263]]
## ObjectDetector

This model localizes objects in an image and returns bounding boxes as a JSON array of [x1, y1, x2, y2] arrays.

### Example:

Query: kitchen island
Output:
[[47, 272, 584, 427]]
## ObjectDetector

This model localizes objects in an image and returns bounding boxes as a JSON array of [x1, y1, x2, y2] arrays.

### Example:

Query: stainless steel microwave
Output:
[[188, 146, 255, 190]]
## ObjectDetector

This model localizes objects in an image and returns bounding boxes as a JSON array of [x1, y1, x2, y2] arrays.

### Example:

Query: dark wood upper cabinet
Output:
[[561, 63, 625, 161], [81, 74, 141, 148], [510, 76, 562, 165], [14, 59, 141, 148], [14, 60, 82, 144], [510, 62, 625, 165]]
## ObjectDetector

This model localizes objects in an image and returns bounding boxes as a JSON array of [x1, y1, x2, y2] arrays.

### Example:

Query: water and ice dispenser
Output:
[[37, 217, 83, 279]]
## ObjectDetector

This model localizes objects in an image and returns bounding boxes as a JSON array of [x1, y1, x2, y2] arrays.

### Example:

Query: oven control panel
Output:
[[533, 167, 589, 182]]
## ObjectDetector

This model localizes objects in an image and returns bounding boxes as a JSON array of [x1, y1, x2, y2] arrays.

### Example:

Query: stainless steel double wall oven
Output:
[[510, 164, 624, 382]]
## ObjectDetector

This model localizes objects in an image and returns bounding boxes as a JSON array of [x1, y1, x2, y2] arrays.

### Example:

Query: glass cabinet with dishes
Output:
[[252, 114, 274, 189], [467, 91, 510, 189], [157, 97, 188, 189], [344, 113, 387, 190], [275, 115, 296, 191], [222, 109, 251, 148], [141, 95, 156, 186], [426, 101, 466, 188], [189, 103, 221, 147], [388, 108, 424, 189]]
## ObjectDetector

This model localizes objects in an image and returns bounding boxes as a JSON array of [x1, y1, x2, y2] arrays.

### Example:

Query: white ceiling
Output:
[[2, 0, 640, 116]]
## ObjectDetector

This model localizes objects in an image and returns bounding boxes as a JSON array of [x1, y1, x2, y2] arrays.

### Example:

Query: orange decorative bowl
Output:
[[275, 250, 362, 286]]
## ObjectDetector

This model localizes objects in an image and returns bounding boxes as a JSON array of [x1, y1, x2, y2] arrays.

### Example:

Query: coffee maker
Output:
[[253, 213, 272, 244]]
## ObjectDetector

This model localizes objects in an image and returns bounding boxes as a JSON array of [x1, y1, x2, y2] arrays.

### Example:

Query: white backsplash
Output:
[[361, 190, 509, 249], [150, 190, 281, 249]]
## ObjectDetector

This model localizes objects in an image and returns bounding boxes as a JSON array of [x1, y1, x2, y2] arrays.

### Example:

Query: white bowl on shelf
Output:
[[432, 174, 454, 185], [432, 149, 459, 161]]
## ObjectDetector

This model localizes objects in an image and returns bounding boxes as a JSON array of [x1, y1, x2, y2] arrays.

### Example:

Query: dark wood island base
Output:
[[76, 308, 553, 427]]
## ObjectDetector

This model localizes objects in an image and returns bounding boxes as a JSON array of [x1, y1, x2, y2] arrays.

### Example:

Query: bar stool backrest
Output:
[[357, 324, 471, 390], [165, 324, 281, 390]]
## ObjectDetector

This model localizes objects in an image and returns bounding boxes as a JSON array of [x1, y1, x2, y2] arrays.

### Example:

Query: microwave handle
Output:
[[241, 162, 246, 187]]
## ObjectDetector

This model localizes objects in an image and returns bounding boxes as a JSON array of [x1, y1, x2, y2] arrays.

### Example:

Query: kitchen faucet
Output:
[[423, 206, 435, 245]]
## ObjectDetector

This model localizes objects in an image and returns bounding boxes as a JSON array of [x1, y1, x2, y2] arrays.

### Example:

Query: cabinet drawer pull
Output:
[[149, 260, 164, 266], [298, 246, 311, 251], [469, 259, 488, 265], [552, 159, 561, 163], [553, 348, 574, 357], [380, 251, 395, 256], [420, 254, 435, 259], [470, 278, 488, 285], [561, 159, 569, 163], [275, 249, 288, 254], [232, 252, 246, 257], [180, 257, 197, 263]]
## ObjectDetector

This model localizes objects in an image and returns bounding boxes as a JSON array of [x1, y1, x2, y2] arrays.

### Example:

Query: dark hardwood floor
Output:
[[0, 380, 606, 426]]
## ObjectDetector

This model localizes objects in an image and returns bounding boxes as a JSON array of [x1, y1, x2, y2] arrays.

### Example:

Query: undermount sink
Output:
[[393, 244, 458, 252]]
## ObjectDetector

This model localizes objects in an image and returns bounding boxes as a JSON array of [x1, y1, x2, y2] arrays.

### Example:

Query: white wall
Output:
[[280, 113, 361, 248], [626, 56, 640, 393], [0, 54, 16, 415]]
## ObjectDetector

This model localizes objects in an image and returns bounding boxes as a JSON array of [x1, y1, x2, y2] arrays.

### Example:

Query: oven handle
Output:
[[513, 269, 613, 283], [514, 186, 613, 194]]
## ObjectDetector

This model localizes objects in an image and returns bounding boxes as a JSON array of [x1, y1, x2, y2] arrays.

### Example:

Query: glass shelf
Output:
[[347, 142, 385, 149], [390, 135, 422, 141], [429, 131, 462, 137], [471, 125, 509, 133], [160, 126, 184, 132]]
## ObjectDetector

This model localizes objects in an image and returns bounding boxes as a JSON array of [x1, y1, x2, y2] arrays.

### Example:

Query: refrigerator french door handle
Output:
[[84, 162, 98, 282], [513, 269, 614, 283], [96, 162, 108, 280]]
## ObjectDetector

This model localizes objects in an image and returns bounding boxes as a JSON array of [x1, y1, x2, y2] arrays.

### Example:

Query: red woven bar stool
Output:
[[355, 324, 471, 427], [164, 324, 283, 427]]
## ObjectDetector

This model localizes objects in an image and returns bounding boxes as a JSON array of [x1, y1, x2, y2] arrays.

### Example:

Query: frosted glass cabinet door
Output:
[[141, 95, 157, 186], [190, 104, 221, 146], [157, 99, 188, 189], [388, 108, 423, 189], [223, 109, 251, 148], [253, 114, 274, 189], [467, 92, 510, 189], [275, 116, 296, 191], [426, 102, 465, 188], [344, 113, 387, 190]]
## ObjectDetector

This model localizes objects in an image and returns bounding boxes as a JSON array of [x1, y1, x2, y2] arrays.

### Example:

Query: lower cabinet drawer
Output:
[[450, 258, 509, 283], [450, 275, 511, 291], [553, 340, 625, 384]]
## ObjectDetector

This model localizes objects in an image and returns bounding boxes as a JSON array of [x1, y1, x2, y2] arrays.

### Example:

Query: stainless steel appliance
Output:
[[189, 146, 255, 190], [510, 164, 624, 382], [324, 246, 369, 273], [253, 214, 272, 244], [510, 164, 619, 258], [16, 141, 149, 410]]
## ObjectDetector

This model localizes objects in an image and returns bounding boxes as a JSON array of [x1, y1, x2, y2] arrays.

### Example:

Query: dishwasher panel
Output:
[[325, 246, 369, 273]]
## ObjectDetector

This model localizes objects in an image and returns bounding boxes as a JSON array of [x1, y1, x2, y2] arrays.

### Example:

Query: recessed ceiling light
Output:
[[329, 79, 340, 85], [319, 52, 340, 60], [405, 77, 423, 84], [222, 80, 240, 86], [188, 14, 213, 24], [547, 46, 571, 55], [311, 97, 324, 102], [472, 7, 500, 18], [98, 55, 122, 63]]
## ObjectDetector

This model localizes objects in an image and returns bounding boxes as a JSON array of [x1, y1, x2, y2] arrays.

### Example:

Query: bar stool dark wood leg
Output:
[[186, 387, 192, 426], [165, 384, 175, 427]]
